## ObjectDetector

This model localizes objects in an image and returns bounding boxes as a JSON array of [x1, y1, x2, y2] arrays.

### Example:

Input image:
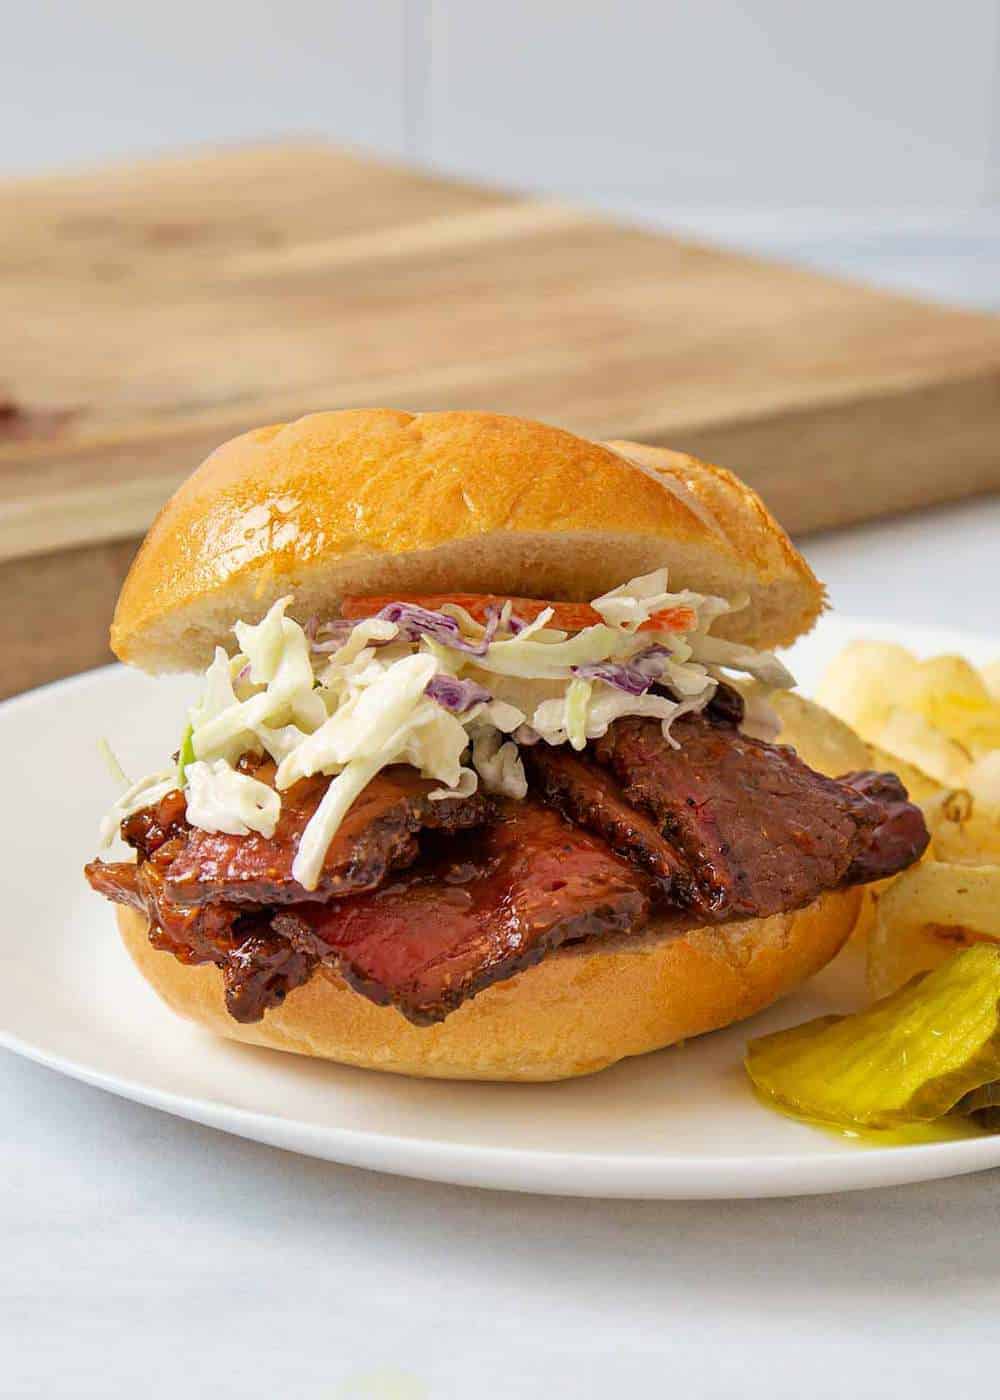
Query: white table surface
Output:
[[4, 492, 998, 1399]]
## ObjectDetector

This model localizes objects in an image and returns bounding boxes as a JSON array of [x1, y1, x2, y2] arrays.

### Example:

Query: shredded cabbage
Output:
[[472, 728, 528, 800], [320, 617, 398, 664], [185, 760, 281, 838], [292, 755, 386, 890], [97, 570, 796, 891], [474, 698, 526, 733], [533, 686, 697, 748], [739, 688, 783, 743], [563, 678, 592, 751], [472, 624, 623, 680], [591, 569, 733, 633], [573, 645, 673, 696], [97, 737, 130, 789], [373, 602, 500, 656], [275, 653, 437, 789], [686, 634, 794, 689]]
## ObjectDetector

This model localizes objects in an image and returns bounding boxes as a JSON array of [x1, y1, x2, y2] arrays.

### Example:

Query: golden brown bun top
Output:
[[112, 409, 824, 672]]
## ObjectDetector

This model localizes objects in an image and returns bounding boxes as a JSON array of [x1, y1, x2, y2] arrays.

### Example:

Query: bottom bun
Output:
[[116, 886, 860, 1082]]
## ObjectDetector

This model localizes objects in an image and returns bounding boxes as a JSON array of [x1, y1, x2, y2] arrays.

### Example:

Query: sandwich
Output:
[[84, 409, 929, 1081]]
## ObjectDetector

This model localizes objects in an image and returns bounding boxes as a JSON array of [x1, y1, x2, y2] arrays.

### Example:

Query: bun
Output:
[[111, 410, 824, 673], [107, 409, 841, 1083], [115, 888, 859, 1082]]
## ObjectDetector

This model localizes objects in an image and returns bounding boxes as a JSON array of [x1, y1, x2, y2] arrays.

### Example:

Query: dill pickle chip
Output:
[[955, 1081, 1000, 1115], [745, 944, 1000, 1130], [955, 1083, 1000, 1132]]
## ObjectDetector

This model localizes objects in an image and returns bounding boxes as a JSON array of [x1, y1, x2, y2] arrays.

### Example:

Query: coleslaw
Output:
[[99, 570, 794, 891]]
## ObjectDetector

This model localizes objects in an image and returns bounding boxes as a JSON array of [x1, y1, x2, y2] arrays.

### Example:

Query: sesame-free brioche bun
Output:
[[116, 886, 859, 1082], [105, 410, 844, 1084], [111, 409, 824, 673]]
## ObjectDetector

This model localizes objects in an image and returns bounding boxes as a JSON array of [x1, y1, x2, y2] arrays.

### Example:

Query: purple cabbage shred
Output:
[[425, 674, 492, 713], [573, 645, 673, 695], [308, 618, 359, 653], [374, 602, 501, 656]]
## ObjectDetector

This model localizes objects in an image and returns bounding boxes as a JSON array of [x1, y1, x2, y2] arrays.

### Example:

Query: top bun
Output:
[[111, 410, 824, 672]]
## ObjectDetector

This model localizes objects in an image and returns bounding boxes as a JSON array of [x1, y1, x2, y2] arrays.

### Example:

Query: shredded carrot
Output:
[[339, 593, 697, 634]]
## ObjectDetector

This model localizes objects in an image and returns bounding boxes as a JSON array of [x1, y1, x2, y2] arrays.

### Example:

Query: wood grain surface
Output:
[[2, 143, 999, 695]]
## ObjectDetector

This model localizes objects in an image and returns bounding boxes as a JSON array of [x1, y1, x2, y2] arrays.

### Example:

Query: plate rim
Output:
[[7, 1022, 1000, 1199]]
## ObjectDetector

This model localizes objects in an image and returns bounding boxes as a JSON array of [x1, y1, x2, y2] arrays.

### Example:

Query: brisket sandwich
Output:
[[85, 410, 928, 1080]]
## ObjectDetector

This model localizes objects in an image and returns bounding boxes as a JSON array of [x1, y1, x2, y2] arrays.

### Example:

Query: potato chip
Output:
[[817, 641, 919, 740], [868, 861, 1000, 998], [967, 751, 1000, 809], [897, 655, 1000, 758], [754, 685, 869, 778], [982, 660, 1000, 703], [876, 708, 971, 786], [821, 642, 1000, 791], [929, 800, 1000, 866]]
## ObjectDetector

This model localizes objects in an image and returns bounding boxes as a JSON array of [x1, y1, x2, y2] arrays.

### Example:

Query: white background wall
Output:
[[4, 1, 999, 304]]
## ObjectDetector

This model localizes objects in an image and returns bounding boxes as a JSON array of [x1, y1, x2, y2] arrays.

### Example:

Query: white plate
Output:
[[2, 615, 998, 1199]]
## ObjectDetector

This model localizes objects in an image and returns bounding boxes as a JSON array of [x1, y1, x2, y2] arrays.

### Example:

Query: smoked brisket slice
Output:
[[274, 799, 651, 1025], [522, 743, 706, 910], [592, 714, 929, 919], [221, 921, 316, 1023], [84, 854, 317, 1022], [164, 764, 495, 907], [85, 849, 240, 965], [121, 790, 189, 861], [839, 770, 932, 884], [86, 710, 930, 1029], [86, 763, 497, 1026]]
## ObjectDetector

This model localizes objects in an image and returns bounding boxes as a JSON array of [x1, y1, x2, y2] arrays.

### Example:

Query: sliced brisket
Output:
[[85, 846, 241, 965], [164, 764, 494, 907], [523, 743, 704, 910], [704, 679, 745, 727], [121, 789, 190, 861], [840, 770, 932, 884], [274, 799, 651, 1025], [222, 922, 317, 1023], [592, 713, 929, 919], [87, 762, 494, 1025], [85, 857, 145, 915], [84, 854, 316, 1021], [86, 708, 930, 1027]]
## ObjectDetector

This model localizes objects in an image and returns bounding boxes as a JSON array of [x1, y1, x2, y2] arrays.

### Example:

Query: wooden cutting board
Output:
[[3, 142, 1000, 697]]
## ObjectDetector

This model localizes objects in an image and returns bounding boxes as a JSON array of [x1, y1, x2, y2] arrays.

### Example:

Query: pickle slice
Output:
[[956, 1080, 1000, 1113], [867, 862, 1000, 999], [746, 944, 1000, 1130], [955, 1081, 1000, 1130]]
